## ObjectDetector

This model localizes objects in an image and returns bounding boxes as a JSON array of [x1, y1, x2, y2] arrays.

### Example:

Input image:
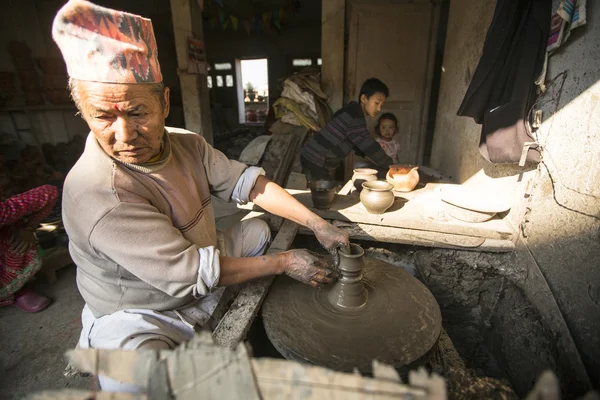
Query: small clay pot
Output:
[[360, 181, 395, 214], [309, 180, 337, 209], [386, 164, 419, 192], [352, 168, 378, 193]]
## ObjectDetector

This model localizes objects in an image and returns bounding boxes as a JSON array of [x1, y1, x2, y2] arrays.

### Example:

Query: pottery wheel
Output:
[[262, 247, 442, 372]]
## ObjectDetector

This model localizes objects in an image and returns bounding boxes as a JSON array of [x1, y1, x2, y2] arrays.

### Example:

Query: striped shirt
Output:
[[301, 101, 393, 169]]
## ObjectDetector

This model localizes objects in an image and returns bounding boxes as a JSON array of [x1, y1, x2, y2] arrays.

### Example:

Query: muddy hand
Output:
[[313, 222, 350, 269], [281, 249, 336, 288]]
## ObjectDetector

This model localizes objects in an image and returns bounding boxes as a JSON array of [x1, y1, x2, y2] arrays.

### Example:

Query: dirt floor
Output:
[[0, 266, 95, 400]]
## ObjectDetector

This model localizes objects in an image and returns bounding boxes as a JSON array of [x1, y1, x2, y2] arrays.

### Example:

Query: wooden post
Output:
[[169, 0, 213, 144], [321, 0, 345, 112]]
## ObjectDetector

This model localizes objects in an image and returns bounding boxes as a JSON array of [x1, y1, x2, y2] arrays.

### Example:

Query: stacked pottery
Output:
[[360, 181, 395, 214], [386, 164, 420, 192], [352, 168, 378, 193]]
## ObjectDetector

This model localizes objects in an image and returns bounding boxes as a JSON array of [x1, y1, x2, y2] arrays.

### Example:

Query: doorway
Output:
[[345, 1, 441, 165], [236, 58, 269, 125]]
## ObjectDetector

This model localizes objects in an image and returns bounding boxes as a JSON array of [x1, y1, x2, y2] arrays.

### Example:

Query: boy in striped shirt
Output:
[[300, 78, 393, 181]]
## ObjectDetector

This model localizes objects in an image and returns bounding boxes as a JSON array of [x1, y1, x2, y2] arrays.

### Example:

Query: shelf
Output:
[[0, 105, 77, 112]]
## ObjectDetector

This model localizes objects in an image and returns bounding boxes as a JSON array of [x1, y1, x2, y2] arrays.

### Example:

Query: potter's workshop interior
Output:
[[0, 0, 598, 399]]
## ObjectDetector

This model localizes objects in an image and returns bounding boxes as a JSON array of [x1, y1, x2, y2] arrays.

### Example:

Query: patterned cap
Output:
[[52, 0, 162, 83]]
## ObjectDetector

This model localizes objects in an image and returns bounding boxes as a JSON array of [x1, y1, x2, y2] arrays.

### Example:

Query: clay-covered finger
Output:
[[312, 272, 332, 284], [329, 247, 340, 268], [338, 242, 351, 254], [309, 280, 323, 288]]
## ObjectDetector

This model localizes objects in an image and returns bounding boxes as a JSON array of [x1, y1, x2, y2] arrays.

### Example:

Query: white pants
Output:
[[78, 218, 271, 392]]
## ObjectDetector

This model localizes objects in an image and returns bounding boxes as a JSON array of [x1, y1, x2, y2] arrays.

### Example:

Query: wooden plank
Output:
[[252, 359, 431, 399], [58, 335, 445, 400], [338, 179, 354, 195], [212, 220, 299, 348], [240, 189, 515, 240], [298, 223, 515, 252], [26, 390, 146, 400], [167, 339, 260, 400]]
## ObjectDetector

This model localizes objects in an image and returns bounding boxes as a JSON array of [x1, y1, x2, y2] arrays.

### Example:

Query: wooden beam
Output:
[[213, 220, 299, 348]]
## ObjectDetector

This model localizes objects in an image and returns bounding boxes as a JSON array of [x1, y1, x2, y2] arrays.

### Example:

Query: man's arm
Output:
[[249, 175, 350, 266], [347, 121, 393, 168], [91, 201, 333, 297], [218, 250, 333, 288]]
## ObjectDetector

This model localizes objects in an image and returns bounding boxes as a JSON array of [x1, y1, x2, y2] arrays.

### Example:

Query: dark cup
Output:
[[309, 180, 337, 210]]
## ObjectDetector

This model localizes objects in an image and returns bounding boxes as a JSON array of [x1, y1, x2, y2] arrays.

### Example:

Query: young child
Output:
[[375, 113, 400, 164], [300, 78, 393, 181]]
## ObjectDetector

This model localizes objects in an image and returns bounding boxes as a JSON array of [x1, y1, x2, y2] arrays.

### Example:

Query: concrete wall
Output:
[[430, 0, 600, 393]]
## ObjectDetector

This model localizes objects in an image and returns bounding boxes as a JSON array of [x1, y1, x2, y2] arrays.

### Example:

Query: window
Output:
[[237, 58, 269, 124], [207, 76, 213, 88], [317, 58, 322, 66], [214, 62, 232, 70], [292, 58, 312, 67], [226, 75, 234, 87], [216, 75, 223, 87]]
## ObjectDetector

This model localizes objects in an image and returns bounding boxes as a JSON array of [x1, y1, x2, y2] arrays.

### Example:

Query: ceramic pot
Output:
[[360, 181, 395, 214], [309, 180, 337, 209], [352, 168, 378, 192], [386, 164, 419, 192]]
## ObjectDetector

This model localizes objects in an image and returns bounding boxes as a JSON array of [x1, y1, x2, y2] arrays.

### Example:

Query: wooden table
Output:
[[240, 176, 517, 252]]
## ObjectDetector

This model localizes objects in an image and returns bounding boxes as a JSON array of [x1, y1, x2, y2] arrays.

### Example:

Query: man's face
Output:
[[78, 81, 170, 164], [360, 92, 386, 117]]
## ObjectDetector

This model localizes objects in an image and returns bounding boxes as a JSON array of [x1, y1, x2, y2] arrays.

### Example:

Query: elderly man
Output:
[[52, 0, 348, 388]]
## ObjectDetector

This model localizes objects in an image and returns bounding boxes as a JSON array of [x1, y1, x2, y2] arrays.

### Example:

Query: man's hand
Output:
[[312, 220, 350, 269], [280, 249, 337, 288]]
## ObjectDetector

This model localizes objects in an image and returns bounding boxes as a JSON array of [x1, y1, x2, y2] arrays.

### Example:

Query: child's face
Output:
[[379, 119, 396, 140], [360, 92, 386, 117]]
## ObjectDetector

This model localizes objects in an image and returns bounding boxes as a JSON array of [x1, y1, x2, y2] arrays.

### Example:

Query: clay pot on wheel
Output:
[[360, 181, 395, 214], [352, 168, 378, 192], [386, 164, 419, 192], [309, 180, 337, 209]]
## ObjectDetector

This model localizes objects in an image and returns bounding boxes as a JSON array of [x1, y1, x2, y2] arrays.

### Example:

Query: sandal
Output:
[[13, 288, 51, 313]]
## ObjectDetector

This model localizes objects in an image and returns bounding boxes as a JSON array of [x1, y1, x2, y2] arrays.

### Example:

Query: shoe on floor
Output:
[[13, 289, 51, 313]]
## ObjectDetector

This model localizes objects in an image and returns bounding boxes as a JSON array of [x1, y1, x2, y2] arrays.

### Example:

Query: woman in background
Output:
[[0, 183, 59, 312]]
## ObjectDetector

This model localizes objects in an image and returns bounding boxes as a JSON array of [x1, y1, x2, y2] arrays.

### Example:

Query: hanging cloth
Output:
[[457, 0, 551, 164]]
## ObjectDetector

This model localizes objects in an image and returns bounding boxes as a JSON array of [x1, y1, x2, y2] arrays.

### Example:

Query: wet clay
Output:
[[262, 245, 442, 372], [326, 244, 368, 309]]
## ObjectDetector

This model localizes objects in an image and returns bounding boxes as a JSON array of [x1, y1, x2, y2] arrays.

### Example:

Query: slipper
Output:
[[13, 289, 52, 313]]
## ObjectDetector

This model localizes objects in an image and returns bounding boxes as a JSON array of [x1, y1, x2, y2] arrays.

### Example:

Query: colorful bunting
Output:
[[203, 2, 297, 35], [230, 15, 239, 31], [272, 9, 281, 30]]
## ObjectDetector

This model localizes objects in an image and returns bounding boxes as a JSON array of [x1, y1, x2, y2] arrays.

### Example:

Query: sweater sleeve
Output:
[[90, 201, 218, 299], [197, 136, 248, 202], [0, 184, 58, 228], [347, 119, 393, 168]]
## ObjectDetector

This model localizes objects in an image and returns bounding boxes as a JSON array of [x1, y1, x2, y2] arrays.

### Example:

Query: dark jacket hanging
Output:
[[457, 0, 551, 164]]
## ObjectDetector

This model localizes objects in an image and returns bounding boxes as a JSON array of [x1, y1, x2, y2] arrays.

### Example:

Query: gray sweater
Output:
[[62, 128, 247, 317]]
